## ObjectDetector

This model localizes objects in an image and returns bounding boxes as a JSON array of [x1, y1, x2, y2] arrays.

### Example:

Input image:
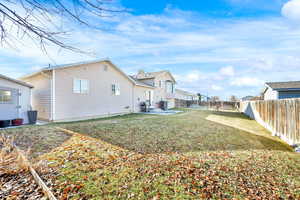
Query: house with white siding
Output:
[[263, 81, 300, 100], [175, 89, 198, 101], [21, 60, 154, 122], [131, 70, 177, 109], [0, 74, 33, 124]]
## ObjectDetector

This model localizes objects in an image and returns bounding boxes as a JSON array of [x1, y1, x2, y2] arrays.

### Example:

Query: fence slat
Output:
[[240, 99, 300, 145]]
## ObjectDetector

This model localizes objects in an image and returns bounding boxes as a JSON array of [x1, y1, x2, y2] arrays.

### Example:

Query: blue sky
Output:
[[1, 0, 300, 99], [122, 0, 284, 16]]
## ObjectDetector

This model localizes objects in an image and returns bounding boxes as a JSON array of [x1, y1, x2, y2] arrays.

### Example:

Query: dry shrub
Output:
[[0, 134, 30, 174]]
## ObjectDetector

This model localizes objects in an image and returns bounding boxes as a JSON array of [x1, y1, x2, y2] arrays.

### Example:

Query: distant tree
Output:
[[229, 95, 239, 102], [197, 93, 202, 102], [0, 0, 124, 53]]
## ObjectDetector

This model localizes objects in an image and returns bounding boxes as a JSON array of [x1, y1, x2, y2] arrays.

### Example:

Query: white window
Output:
[[159, 80, 164, 88], [172, 83, 175, 93], [73, 79, 89, 94], [166, 82, 174, 93], [112, 84, 120, 95], [0, 90, 12, 103]]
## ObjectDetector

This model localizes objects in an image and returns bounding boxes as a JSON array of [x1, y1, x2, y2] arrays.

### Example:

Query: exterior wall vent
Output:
[[104, 65, 108, 71]]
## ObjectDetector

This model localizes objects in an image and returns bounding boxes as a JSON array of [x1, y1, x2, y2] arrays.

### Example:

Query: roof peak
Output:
[[45, 58, 110, 70], [20, 58, 111, 80], [135, 70, 176, 83]]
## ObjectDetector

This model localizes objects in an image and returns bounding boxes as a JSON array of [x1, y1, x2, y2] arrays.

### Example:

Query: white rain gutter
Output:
[[51, 69, 56, 121]]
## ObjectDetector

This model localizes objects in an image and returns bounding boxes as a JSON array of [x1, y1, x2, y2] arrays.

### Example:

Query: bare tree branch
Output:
[[0, 0, 125, 54]]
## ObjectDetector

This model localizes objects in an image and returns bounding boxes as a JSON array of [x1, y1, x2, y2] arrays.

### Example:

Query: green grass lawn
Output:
[[59, 110, 292, 153], [1, 110, 299, 199]]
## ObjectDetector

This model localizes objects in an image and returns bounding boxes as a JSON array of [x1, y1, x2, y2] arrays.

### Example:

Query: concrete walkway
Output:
[[143, 109, 183, 115]]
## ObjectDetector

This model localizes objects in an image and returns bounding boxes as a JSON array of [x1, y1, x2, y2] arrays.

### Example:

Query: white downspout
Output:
[[132, 84, 135, 113], [17, 89, 21, 119], [51, 69, 56, 121]]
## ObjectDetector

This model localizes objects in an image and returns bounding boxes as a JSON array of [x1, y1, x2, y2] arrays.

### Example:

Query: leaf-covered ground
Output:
[[36, 110, 299, 199], [2, 110, 300, 199], [40, 133, 300, 199]]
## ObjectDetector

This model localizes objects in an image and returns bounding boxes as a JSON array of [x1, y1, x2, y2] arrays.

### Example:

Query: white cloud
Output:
[[211, 85, 223, 91], [1, 4, 300, 99], [230, 77, 264, 87], [0, 65, 25, 78], [282, 0, 300, 21], [219, 66, 235, 76], [175, 70, 204, 83]]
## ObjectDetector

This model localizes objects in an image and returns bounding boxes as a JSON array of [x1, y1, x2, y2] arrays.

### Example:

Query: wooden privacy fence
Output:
[[240, 99, 300, 145], [175, 99, 198, 108], [208, 101, 240, 111]]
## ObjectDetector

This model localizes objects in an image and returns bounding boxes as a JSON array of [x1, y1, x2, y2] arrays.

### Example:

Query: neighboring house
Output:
[[132, 70, 177, 109], [21, 60, 154, 122], [263, 81, 300, 100], [241, 95, 262, 101], [241, 96, 255, 101], [175, 89, 198, 101], [0, 74, 33, 124]]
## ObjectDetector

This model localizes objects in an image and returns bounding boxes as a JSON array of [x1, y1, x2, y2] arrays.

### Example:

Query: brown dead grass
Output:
[[0, 135, 29, 174]]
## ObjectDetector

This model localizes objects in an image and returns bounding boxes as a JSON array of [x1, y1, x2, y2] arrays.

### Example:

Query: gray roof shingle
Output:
[[0, 74, 33, 88], [135, 70, 168, 79], [266, 81, 300, 90], [129, 76, 154, 88]]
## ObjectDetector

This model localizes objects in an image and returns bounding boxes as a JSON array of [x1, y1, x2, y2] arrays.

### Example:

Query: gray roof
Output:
[[266, 81, 300, 90], [129, 76, 155, 88], [136, 70, 168, 79], [22, 59, 110, 78], [0, 74, 33, 88], [44, 59, 110, 71], [134, 70, 177, 83], [241, 96, 255, 101], [21, 59, 155, 89]]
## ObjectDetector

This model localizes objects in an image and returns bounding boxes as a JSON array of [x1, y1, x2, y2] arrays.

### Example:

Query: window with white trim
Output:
[[112, 84, 120, 95], [159, 80, 164, 88], [0, 90, 12, 103], [73, 79, 89, 94], [166, 81, 174, 93]]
